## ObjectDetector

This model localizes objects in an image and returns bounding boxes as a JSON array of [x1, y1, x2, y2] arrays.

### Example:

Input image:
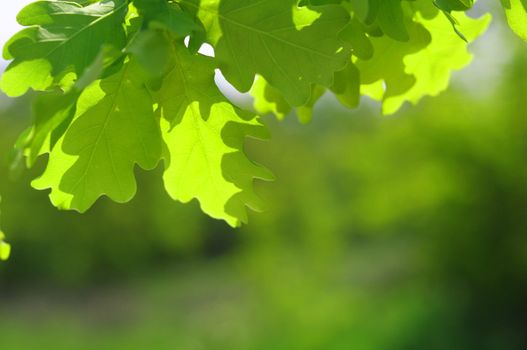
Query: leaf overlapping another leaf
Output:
[[156, 45, 273, 227], [134, 0, 201, 37], [1, 0, 127, 96], [187, 0, 351, 106], [501, 0, 527, 41], [0, 0, 503, 230], [383, 11, 490, 114], [32, 61, 162, 212], [356, 1, 489, 114]]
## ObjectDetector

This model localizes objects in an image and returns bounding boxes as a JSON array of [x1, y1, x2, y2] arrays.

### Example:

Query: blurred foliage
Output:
[[1, 30, 527, 350], [0, 94, 241, 285]]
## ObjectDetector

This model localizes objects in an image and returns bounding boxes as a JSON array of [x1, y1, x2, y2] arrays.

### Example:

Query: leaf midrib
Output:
[[68, 63, 129, 205]]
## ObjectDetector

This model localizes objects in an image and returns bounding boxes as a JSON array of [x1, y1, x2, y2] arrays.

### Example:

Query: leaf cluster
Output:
[[0, 0, 523, 235]]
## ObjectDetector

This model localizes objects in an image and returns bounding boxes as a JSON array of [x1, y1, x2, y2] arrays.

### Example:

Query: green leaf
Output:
[[27, 91, 79, 167], [355, 20, 431, 109], [251, 76, 327, 123], [349, 0, 370, 23], [251, 76, 292, 120], [0, 233, 11, 261], [340, 18, 374, 60], [355, 0, 408, 41], [332, 62, 361, 109], [252, 63, 359, 121], [383, 11, 490, 114], [1, 0, 127, 97], [186, 0, 351, 106], [156, 45, 273, 227], [22, 49, 108, 167], [32, 61, 162, 212], [127, 29, 174, 79], [0, 199, 10, 261], [501, 0, 527, 41], [434, 0, 474, 12], [376, 0, 409, 41], [440, 10, 469, 42], [133, 0, 201, 37]]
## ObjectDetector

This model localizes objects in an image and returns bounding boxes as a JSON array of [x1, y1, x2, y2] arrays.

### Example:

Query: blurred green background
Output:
[[2, 9, 527, 350]]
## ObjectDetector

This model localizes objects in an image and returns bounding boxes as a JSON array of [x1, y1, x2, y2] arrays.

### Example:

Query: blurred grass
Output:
[[0, 254, 463, 350]]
